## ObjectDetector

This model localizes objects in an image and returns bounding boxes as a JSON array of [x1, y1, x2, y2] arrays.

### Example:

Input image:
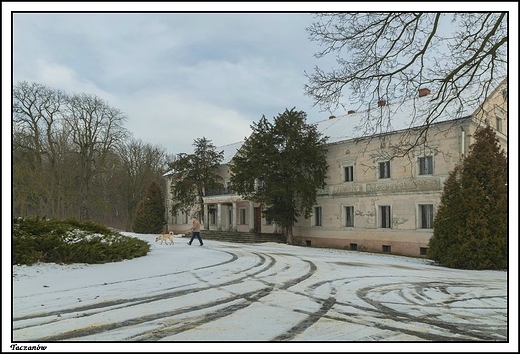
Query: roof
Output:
[[314, 76, 506, 145], [219, 141, 245, 164], [166, 76, 506, 172]]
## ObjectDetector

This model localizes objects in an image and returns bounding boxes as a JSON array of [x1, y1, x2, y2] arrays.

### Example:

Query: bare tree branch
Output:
[[305, 12, 507, 116], [304, 12, 507, 159]]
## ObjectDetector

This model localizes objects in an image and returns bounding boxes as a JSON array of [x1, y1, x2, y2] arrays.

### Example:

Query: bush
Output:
[[13, 216, 150, 265], [428, 125, 507, 270]]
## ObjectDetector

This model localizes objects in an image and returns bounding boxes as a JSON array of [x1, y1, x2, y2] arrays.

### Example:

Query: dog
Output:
[[155, 231, 174, 245]]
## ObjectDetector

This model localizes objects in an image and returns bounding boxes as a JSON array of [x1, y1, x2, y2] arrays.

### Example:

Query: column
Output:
[[217, 203, 222, 230], [203, 204, 209, 230], [249, 201, 254, 232], [232, 202, 237, 231]]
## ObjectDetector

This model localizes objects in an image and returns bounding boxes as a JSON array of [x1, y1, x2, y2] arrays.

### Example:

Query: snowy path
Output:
[[12, 233, 507, 342]]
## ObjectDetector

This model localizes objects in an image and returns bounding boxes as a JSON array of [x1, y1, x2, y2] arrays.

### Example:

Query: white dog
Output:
[[155, 231, 174, 245]]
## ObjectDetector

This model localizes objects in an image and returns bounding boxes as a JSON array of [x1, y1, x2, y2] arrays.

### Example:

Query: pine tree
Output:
[[428, 125, 507, 269], [230, 108, 329, 244], [132, 181, 165, 234]]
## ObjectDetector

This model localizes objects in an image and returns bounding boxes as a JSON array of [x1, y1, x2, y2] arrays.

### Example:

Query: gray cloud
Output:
[[11, 11, 342, 155]]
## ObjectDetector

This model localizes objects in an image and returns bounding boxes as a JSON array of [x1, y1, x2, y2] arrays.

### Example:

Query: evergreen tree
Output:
[[167, 137, 224, 221], [132, 181, 165, 234], [230, 108, 329, 244], [428, 125, 507, 269]]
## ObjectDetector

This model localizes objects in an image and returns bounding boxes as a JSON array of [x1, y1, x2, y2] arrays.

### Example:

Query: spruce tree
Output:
[[428, 125, 507, 269], [132, 181, 165, 234]]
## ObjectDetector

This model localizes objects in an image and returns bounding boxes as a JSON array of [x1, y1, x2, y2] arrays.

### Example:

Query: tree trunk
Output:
[[286, 225, 293, 245]]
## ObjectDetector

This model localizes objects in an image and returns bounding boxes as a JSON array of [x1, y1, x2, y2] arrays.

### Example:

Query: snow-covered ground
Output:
[[7, 231, 517, 353]]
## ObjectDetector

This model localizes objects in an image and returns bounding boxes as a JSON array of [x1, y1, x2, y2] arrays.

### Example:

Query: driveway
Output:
[[12, 234, 509, 348]]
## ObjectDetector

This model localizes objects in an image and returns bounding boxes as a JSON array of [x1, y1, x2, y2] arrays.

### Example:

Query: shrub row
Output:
[[13, 216, 150, 265]]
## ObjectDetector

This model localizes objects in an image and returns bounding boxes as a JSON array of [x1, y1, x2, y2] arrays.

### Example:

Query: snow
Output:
[[214, 77, 507, 166], [7, 231, 517, 353]]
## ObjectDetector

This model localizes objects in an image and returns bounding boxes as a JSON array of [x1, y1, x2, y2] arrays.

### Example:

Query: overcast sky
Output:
[[8, 6, 342, 156], [5, 3, 518, 157]]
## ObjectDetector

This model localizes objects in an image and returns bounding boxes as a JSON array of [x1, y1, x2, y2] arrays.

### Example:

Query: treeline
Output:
[[12, 81, 172, 231]]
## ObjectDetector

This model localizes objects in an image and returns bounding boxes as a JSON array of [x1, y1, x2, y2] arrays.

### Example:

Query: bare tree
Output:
[[12, 81, 169, 229], [64, 93, 129, 220], [305, 13, 507, 156], [115, 138, 169, 230], [13, 81, 68, 216]]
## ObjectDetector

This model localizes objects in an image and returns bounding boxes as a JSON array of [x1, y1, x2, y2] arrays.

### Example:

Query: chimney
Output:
[[329, 115, 336, 120], [418, 88, 431, 97], [347, 110, 356, 115], [378, 100, 386, 107]]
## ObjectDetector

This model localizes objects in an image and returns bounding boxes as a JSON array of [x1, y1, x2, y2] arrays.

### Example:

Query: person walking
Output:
[[186, 215, 204, 246]]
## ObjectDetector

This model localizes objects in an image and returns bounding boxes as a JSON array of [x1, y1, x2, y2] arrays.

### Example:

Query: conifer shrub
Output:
[[132, 181, 166, 234], [13, 216, 150, 265], [428, 125, 507, 270]]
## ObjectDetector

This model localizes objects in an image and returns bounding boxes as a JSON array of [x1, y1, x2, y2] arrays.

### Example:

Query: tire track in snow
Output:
[[14, 249, 320, 341], [355, 281, 507, 341], [13, 244, 506, 342]]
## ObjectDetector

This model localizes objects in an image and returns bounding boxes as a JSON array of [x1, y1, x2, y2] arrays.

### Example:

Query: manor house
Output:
[[164, 78, 507, 257]]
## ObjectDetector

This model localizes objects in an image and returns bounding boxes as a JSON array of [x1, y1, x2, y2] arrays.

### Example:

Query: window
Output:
[[344, 206, 354, 227], [420, 247, 428, 256], [314, 206, 322, 226], [350, 243, 358, 251], [209, 210, 216, 225], [382, 245, 391, 253], [495, 105, 505, 133], [226, 181, 232, 193], [239, 208, 246, 224], [379, 206, 391, 228], [379, 161, 390, 178], [344, 166, 354, 182], [496, 117, 503, 132], [419, 156, 433, 175], [419, 204, 434, 229]]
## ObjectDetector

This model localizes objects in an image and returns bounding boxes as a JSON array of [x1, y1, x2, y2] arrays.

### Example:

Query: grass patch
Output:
[[13, 216, 150, 265]]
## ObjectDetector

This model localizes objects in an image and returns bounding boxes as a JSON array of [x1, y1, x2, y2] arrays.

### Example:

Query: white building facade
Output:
[[165, 78, 508, 257]]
